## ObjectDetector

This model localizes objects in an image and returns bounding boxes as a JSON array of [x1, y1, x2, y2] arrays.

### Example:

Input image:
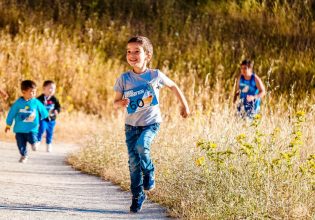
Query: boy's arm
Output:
[[233, 76, 241, 103], [113, 92, 129, 110], [54, 97, 61, 113], [246, 75, 266, 102], [162, 77, 190, 118], [254, 75, 266, 99], [5, 102, 18, 132]]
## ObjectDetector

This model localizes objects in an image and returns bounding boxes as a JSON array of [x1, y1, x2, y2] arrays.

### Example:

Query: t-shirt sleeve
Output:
[[54, 97, 61, 113], [6, 101, 19, 126], [113, 76, 124, 93], [157, 70, 173, 87]]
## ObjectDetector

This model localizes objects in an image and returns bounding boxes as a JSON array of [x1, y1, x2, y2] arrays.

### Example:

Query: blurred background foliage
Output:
[[0, 0, 314, 114]]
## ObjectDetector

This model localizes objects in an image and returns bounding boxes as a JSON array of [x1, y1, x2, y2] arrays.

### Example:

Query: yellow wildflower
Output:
[[195, 156, 205, 166]]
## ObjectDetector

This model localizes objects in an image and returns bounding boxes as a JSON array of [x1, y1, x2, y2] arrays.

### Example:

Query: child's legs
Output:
[[46, 120, 56, 144], [245, 100, 260, 118], [15, 133, 27, 156], [128, 148, 143, 197], [237, 102, 246, 118], [136, 123, 160, 176], [27, 132, 38, 145], [37, 120, 47, 142], [125, 124, 143, 198]]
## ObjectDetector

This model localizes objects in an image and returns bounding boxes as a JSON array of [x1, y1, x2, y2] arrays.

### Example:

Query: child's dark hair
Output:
[[21, 80, 36, 91], [241, 59, 254, 68], [43, 80, 55, 87], [128, 36, 153, 56]]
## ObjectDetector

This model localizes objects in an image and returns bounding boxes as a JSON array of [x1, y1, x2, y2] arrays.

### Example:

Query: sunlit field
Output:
[[1, 0, 315, 219], [68, 107, 315, 219]]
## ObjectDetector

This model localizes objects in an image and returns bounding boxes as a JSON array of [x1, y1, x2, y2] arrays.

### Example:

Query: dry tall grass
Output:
[[0, 1, 315, 218], [68, 106, 315, 219], [0, 0, 315, 114]]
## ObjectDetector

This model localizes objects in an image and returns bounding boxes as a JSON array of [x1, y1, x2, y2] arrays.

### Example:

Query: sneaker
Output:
[[19, 156, 28, 163], [143, 173, 155, 191], [130, 194, 146, 213], [46, 144, 52, 152], [31, 142, 39, 151]]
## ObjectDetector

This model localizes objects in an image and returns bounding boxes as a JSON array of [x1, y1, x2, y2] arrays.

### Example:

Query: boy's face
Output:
[[43, 83, 56, 96], [22, 88, 37, 100], [126, 42, 151, 71], [241, 65, 252, 76]]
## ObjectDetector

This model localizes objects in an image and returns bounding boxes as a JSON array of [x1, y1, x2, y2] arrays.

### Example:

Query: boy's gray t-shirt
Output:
[[114, 69, 169, 126]]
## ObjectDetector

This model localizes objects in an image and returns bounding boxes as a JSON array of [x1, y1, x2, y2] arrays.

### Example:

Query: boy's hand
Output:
[[246, 95, 256, 102], [119, 98, 130, 108], [180, 105, 190, 118], [5, 126, 10, 133]]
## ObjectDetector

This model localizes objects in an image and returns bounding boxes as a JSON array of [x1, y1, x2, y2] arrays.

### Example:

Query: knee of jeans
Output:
[[136, 144, 150, 155]]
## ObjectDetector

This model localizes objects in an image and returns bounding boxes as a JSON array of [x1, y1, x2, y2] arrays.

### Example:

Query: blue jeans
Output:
[[37, 120, 56, 144], [15, 132, 38, 156], [125, 123, 160, 198]]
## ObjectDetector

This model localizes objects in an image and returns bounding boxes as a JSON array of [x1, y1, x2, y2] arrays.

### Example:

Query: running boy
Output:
[[233, 59, 266, 118], [37, 80, 61, 152], [5, 80, 49, 163], [114, 36, 190, 213]]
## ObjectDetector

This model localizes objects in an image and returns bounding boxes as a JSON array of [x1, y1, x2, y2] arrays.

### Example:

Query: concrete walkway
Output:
[[0, 141, 170, 220]]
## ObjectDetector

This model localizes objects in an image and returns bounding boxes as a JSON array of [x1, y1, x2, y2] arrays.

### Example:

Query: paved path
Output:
[[0, 141, 169, 220]]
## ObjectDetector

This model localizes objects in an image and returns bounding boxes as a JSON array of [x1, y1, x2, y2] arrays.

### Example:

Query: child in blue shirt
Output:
[[114, 36, 190, 213], [37, 80, 61, 152], [5, 80, 49, 163], [234, 59, 266, 118]]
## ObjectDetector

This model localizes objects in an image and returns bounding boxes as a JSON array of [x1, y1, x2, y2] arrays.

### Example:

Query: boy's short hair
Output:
[[128, 36, 153, 56], [241, 59, 253, 68], [43, 80, 55, 87], [21, 80, 36, 91]]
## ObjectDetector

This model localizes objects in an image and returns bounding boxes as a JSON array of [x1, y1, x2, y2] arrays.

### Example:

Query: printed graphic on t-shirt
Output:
[[19, 106, 36, 122], [45, 100, 55, 117], [240, 83, 249, 93], [124, 84, 158, 114]]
